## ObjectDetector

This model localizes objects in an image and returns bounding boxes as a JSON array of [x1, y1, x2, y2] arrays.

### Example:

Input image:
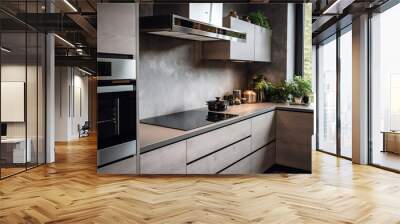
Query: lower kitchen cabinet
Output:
[[186, 120, 251, 163], [187, 137, 252, 174], [219, 142, 276, 174], [98, 156, 137, 174], [140, 141, 187, 174], [251, 111, 276, 151], [276, 111, 313, 172]]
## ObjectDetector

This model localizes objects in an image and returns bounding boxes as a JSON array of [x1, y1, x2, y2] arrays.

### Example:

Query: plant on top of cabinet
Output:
[[287, 76, 312, 104], [248, 11, 271, 29]]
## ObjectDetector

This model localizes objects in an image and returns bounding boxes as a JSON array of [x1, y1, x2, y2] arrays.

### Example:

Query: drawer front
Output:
[[220, 142, 275, 174], [186, 120, 251, 163], [140, 141, 187, 174], [187, 137, 252, 174], [251, 111, 276, 151], [98, 156, 137, 174]]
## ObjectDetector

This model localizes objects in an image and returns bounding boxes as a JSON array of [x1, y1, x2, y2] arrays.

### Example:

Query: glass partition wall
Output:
[[370, 2, 400, 171], [316, 26, 353, 159], [0, 2, 46, 179]]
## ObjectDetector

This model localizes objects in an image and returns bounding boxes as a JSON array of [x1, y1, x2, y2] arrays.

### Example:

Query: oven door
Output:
[[97, 81, 136, 167]]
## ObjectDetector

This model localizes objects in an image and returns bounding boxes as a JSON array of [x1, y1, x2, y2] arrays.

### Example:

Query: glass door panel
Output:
[[370, 3, 400, 171], [339, 28, 352, 158], [1, 31, 28, 177], [317, 36, 337, 154]]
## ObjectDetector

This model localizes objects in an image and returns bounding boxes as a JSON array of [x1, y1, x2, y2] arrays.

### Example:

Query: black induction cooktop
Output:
[[141, 109, 238, 131]]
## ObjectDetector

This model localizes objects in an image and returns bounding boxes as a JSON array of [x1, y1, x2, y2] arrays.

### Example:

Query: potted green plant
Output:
[[266, 81, 289, 103], [253, 75, 268, 102], [287, 76, 312, 104], [248, 11, 271, 29]]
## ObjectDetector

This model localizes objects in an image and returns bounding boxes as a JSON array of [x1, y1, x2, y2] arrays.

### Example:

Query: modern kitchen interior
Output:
[[96, 2, 314, 174], [2, 0, 400, 222]]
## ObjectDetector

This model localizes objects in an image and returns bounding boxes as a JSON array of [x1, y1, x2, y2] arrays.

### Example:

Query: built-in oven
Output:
[[97, 53, 137, 169]]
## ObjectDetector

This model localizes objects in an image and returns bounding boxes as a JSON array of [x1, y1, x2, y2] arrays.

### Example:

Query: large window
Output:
[[339, 28, 352, 158], [317, 36, 337, 155], [370, 3, 400, 171], [316, 26, 353, 158]]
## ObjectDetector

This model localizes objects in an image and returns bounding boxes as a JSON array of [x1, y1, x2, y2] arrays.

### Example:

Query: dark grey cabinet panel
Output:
[[276, 111, 313, 171]]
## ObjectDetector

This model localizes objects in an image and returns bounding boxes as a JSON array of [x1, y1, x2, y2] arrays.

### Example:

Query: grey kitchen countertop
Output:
[[139, 102, 314, 154]]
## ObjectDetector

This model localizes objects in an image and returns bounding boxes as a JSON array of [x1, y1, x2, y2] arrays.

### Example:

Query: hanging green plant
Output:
[[248, 11, 271, 29]]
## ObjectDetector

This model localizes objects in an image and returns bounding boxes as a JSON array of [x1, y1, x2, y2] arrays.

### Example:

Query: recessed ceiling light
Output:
[[63, 0, 78, 12], [1, 47, 11, 53], [54, 34, 75, 48]]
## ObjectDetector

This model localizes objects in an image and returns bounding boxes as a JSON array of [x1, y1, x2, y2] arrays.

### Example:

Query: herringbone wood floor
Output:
[[1, 136, 400, 224]]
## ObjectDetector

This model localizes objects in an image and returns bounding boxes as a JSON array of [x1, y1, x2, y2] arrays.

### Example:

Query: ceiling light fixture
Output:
[[54, 34, 75, 48], [63, 0, 78, 12], [322, 0, 354, 15], [78, 67, 93, 76], [1, 47, 11, 53]]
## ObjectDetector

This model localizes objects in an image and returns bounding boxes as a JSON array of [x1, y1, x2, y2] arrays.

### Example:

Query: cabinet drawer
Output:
[[187, 137, 252, 174], [98, 156, 137, 174], [251, 111, 276, 151], [220, 143, 275, 174], [140, 141, 187, 174], [187, 120, 251, 163]]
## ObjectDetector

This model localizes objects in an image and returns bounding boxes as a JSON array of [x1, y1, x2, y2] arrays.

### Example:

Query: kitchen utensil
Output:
[[224, 95, 235, 105], [207, 97, 228, 112], [233, 90, 242, 105]]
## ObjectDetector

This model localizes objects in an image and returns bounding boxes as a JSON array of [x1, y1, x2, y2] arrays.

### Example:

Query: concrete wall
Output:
[[139, 4, 291, 119], [139, 34, 247, 119]]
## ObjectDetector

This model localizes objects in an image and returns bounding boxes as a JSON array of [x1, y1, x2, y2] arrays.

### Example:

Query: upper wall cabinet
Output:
[[97, 3, 137, 55], [202, 17, 271, 62], [254, 25, 272, 62]]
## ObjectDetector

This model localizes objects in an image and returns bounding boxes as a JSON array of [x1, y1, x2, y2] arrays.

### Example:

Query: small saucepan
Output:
[[207, 97, 228, 112]]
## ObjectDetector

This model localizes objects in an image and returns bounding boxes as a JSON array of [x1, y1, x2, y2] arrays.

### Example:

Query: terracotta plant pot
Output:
[[293, 96, 303, 104]]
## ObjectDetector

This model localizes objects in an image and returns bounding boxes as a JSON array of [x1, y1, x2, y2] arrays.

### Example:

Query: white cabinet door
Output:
[[189, 3, 222, 26], [189, 3, 211, 24], [97, 3, 137, 55], [140, 141, 187, 174], [254, 26, 272, 62], [227, 17, 255, 61]]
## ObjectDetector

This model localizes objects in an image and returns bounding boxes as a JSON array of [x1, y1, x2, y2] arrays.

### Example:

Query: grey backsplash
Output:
[[139, 34, 247, 119], [138, 4, 289, 119]]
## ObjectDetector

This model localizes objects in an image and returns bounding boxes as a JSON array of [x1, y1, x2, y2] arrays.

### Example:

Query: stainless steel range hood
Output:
[[140, 14, 246, 42]]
